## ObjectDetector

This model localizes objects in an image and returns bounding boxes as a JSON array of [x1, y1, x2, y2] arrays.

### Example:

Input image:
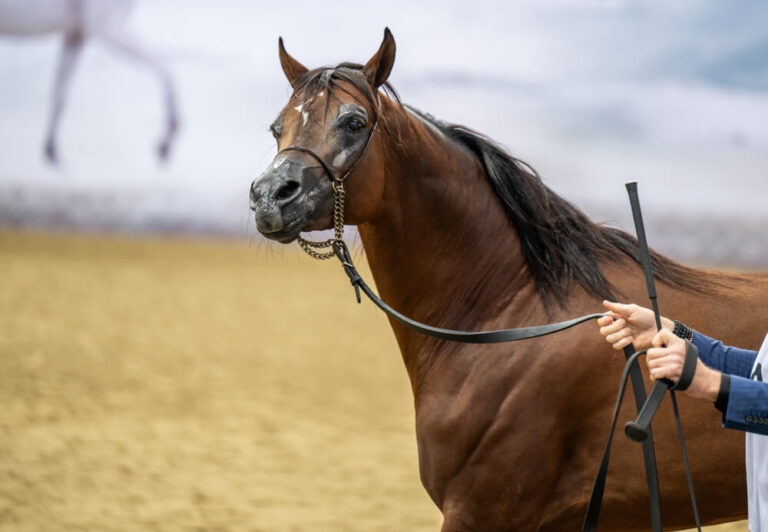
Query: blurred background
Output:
[[1, 0, 765, 530], [1, 0, 767, 265]]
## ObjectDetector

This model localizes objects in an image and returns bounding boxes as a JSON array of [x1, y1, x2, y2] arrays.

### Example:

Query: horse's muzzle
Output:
[[250, 173, 305, 238]]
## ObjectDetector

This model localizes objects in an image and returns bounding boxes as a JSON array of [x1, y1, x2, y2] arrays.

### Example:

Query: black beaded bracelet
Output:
[[672, 320, 694, 342]]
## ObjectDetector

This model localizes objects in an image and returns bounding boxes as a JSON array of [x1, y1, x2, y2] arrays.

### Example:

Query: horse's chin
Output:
[[270, 232, 300, 244], [256, 212, 304, 243], [258, 211, 333, 244]]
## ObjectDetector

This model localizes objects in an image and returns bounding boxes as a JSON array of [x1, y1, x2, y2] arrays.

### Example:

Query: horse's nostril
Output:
[[274, 180, 300, 202]]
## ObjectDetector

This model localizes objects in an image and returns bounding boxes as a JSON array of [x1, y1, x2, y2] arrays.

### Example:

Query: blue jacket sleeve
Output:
[[691, 331, 756, 379], [691, 331, 768, 435], [722, 375, 768, 436]]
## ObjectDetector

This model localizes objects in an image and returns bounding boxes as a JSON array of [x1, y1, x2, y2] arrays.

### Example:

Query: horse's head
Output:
[[250, 29, 396, 243]]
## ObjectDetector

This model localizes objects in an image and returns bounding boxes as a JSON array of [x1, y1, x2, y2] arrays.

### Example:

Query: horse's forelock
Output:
[[295, 64, 399, 120]]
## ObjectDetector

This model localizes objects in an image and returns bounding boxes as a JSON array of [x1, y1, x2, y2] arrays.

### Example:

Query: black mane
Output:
[[292, 68, 721, 307], [408, 107, 720, 307]]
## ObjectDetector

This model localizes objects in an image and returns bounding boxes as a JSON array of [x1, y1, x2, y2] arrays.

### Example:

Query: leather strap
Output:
[[583, 346, 662, 531], [583, 349, 648, 531], [332, 241, 605, 343], [583, 346, 702, 531], [673, 341, 699, 392], [278, 101, 380, 184]]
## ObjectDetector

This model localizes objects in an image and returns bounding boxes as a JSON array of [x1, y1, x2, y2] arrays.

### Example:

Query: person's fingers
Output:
[[652, 328, 675, 347], [604, 327, 631, 346], [597, 310, 619, 325], [612, 335, 633, 351], [646, 346, 664, 362], [650, 363, 681, 382], [646, 344, 684, 382], [646, 352, 671, 381], [602, 300, 635, 318], [599, 317, 625, 335], [596, 315, 613, 327]]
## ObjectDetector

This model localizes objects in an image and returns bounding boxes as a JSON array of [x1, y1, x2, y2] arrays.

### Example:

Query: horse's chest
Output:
[[413, 387, 515, 501]]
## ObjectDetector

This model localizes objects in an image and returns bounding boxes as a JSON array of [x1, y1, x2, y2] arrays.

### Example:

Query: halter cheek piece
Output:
[[277, 112, 380, 185], [274, 104, 380, 259]]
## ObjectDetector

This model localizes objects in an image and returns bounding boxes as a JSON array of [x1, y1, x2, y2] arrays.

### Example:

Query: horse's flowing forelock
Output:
[[295, 63, 400, 120], [408, 109, 723, 307]]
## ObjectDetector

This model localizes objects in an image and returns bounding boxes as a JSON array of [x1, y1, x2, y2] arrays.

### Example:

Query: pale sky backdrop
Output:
[[1, 0, 767, 265]]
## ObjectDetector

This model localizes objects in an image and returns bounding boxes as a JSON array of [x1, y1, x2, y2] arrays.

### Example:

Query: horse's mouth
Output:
[[257, 214, 305, 243], [252, 180, 333, 244], [269, 231, 300, 244]]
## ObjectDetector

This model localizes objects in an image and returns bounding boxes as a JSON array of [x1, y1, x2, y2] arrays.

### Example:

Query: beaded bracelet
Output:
[[672, 320, 694, 342]]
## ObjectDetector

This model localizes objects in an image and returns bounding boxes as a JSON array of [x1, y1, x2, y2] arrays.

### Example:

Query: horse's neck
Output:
[[357, 104, 542, 378]]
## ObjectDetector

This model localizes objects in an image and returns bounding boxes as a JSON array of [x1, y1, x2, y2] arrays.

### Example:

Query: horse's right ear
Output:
[[278, 37, 308, 89], [363, 28, 396, 88]]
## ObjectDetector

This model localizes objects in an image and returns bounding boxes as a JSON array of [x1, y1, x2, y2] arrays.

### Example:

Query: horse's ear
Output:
[[278, 37, 309, 89], [363, 28, 396, 88]]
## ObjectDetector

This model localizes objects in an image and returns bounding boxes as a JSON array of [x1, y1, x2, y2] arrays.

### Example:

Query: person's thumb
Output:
[[652, 328, 674, 347]]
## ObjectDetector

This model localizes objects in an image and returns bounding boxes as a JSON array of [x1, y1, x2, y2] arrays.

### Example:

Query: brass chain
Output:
[[297, 181, 345, 260]]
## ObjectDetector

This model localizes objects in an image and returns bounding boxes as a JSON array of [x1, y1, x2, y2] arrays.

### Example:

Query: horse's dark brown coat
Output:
[[252, 29, 768, 531]]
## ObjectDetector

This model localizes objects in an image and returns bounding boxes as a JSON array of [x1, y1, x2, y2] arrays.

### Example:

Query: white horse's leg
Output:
[[44, 30, 84, 164], [98, 30, 179, 161]]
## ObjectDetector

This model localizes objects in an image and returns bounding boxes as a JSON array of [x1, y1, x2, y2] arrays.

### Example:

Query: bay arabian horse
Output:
[[250, 29, 768, 530]]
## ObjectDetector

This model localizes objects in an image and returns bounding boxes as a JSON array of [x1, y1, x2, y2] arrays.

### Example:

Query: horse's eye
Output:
[[345, 117, 365, 133], [270, 124, 282, 140]]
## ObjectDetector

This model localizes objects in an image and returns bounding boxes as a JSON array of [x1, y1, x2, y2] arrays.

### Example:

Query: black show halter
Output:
[[276, 99, 380, 260], [271, 88, 701, 530]]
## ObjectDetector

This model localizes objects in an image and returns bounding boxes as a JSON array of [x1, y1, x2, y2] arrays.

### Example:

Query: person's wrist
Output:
[[707, 368, 722, 401], [672, 320, 694, 342], [694, 365, 721, 401], [661, 316, 674, 333]]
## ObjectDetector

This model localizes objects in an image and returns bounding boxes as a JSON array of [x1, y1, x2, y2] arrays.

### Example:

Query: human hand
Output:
[[646, 329, 721, 401], [596, 300, 672, 351]]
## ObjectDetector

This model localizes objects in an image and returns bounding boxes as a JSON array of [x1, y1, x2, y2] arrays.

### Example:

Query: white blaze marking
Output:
[[332, 148, 354, 169], [293, 104, 303, 112], [302, 111, 309, 126]]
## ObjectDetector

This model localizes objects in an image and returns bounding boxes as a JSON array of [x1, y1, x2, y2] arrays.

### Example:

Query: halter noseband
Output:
[[275, 98, 380, 259]]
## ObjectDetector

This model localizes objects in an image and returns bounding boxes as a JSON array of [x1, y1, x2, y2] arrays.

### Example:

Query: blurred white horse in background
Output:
[[0, 0, 179, 164]]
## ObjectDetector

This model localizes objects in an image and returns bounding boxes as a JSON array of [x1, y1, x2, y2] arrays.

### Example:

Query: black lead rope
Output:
[[583, 344, 702, 532], [583, 348, 649, 531], [621, 343, 664, 531], [332, 240, 605, 343]]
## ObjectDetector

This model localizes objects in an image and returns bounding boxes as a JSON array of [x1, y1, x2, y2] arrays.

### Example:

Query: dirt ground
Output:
[[0, 230, 747, 531]]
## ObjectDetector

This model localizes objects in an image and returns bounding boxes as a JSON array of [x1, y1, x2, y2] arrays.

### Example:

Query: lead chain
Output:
[[297, 181, 345, 260]]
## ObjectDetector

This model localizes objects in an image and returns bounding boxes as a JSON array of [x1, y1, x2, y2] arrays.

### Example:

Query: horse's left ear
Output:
[[279, 36, 309, 89], [363, 28, 396, 88]]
